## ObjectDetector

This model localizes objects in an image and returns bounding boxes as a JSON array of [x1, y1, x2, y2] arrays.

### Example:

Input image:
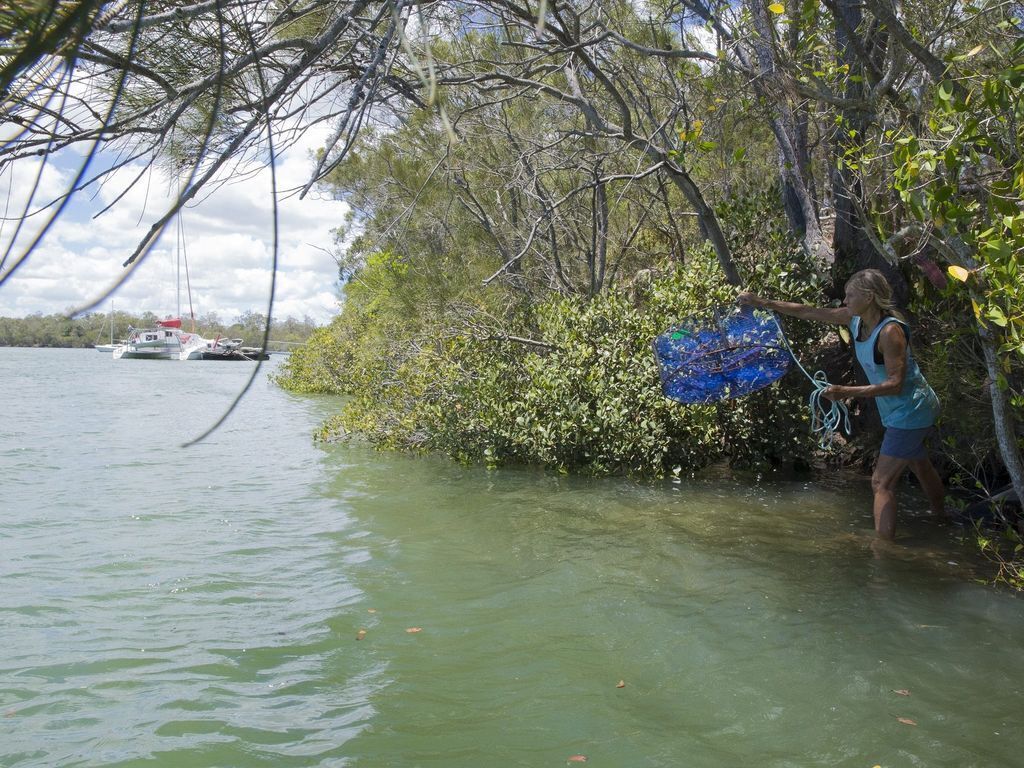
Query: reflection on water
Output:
[[2, 348, 1022, 768]]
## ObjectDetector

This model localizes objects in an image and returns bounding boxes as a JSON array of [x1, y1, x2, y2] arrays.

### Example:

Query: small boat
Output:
[[180, 334, 240, 360], [181, 333, 270, 361], [95, 301, 127, 353], [198, 345, 271, 361]]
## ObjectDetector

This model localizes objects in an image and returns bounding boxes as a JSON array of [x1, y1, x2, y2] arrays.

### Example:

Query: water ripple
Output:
[[4, 350, 1024, 768]]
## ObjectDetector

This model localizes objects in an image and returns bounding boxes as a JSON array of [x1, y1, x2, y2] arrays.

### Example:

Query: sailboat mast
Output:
[[179, 214, 197, 333], [176, 217, 181, 320]]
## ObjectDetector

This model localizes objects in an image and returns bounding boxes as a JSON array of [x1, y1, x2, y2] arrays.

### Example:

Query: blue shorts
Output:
[[880, 426, 932, 460]]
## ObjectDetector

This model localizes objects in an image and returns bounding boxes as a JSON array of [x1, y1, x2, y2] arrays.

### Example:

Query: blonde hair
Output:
[[845, 269, 905, 320]]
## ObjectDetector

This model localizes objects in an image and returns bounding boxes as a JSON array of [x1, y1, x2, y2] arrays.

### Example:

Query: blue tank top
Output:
[[850, 316, 940, 429]]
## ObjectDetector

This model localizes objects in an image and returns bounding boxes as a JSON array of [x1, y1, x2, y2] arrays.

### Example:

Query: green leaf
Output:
[[768, 3, 785, 14], [985, 238, 1012, 260], [993, 196, 1019, 216], [986, 306, 1008, 327]]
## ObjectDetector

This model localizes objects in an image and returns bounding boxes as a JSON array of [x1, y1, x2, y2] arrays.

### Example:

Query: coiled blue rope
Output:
[[769, 314, 850, 449]]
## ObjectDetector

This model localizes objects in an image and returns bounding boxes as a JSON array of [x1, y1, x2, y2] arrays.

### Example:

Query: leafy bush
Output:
[[277, 235, 830, 476]]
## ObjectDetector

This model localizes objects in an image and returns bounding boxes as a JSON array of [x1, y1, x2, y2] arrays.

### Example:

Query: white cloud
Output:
[[0, 126, 347, 325]]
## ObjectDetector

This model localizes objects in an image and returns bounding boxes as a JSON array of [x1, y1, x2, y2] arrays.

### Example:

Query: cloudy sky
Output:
[[0, 127, 349, 325]]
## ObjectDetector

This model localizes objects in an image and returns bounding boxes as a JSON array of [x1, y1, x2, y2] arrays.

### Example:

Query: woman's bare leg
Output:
[[872, 455, 910, 540], [908, 456, 946, 516]]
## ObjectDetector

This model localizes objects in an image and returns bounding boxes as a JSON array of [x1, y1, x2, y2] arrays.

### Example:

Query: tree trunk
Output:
[[747, 0, 830, 267], [662, 164, 743, 286], [830, 0, 908, 303], [980, 331, 1024, 510]]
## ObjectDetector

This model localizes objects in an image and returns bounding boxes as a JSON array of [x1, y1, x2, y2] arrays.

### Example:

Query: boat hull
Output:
[[199, 347, 271, 361], [114, 345, 178, 360]]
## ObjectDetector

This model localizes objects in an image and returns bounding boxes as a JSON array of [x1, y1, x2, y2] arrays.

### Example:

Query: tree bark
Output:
[[830, 0, 908, 302], [662, 164, 743, 286], [746, 0, 830, 267], [942, 233, 1024, 514], [980, 327, 1024, 511]]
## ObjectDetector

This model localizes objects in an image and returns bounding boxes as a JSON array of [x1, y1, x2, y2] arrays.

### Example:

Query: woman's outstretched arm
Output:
[[737, 292, 853, 326]]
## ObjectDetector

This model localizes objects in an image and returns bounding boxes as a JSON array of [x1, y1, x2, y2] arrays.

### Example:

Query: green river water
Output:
[[1, 348, 1022, 767]]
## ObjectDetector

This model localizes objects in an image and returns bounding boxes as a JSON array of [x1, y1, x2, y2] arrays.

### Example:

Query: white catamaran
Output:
[[114, 317, 202, 360], [113, 216, 216, 361]]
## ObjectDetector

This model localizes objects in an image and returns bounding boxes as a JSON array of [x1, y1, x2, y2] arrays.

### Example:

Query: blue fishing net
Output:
[[653, 304, 792, 404]]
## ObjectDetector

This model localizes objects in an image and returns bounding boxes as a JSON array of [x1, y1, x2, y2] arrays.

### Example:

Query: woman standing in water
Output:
[[738, 269, 944, 539]]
